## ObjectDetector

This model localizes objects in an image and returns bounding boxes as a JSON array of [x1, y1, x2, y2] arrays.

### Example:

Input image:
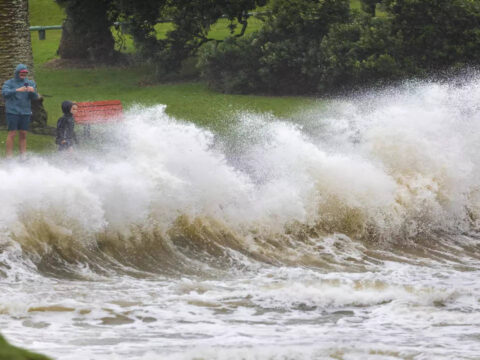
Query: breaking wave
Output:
[[2, 78, 480, 278]]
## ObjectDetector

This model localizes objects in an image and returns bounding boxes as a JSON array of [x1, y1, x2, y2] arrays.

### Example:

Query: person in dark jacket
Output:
[[56, 101, 78, 152], [1, 64, 39, 157]]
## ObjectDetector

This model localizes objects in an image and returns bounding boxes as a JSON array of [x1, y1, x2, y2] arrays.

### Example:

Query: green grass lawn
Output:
[[350, 0, 362, 10], [29, 0, 65, 26], [37, 68, 316, 131], [0, 334, 51, 360]]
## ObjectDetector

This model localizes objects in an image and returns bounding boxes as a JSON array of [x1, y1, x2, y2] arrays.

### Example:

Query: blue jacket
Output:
[[1, 64, 39, 115]]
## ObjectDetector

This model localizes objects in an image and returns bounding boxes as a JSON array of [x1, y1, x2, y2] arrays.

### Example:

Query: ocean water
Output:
[[1, 79, 480, 359]]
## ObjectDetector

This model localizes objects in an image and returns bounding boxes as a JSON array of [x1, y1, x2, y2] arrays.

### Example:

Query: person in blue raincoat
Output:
[[1, 64, 39, 157]]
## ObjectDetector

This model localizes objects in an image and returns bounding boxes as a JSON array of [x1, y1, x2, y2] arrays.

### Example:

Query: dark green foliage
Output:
[[199, 0, 351, 94], [198, 37, 264, 93], [360, 0, 381, 16], [257, 0, 350, 93], [115, 0, 166, 52], [200, 0, 480, 94], [317, 14, 404, 91], [54, 0, 266, 69], [385, 0, 480, 71], [56, 0, 480, 92], [116, 0, 267, 75], [264, 0, 350, 37], [0, 334, 51, 360]]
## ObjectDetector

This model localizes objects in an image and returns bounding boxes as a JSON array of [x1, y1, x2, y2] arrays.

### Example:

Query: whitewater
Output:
[[1, 79, 480, 359]]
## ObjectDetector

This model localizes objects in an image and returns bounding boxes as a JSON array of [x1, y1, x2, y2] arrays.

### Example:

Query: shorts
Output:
[[6, 113, 31, 131]]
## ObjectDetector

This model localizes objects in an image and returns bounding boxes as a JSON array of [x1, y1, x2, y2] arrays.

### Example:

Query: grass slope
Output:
[[29, 0, 64, 26], [0, 335, 51, 360], [36, 68, 315, 129]]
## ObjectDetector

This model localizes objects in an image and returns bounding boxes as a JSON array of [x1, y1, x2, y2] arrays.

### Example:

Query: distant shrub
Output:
[[385, 0, 480, 71], [199, 0, 351, 94], [198, 37, 264, 94], [317, 15, 404, 92], [199, 0, 480, 95]]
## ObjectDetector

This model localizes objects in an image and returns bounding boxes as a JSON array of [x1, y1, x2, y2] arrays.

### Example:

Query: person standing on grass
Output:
[[56, 101, 78, 152], [1, 64, 39, 158]]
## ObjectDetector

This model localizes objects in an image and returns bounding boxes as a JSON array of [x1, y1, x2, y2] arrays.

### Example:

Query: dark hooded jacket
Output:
[[56, 101, 78, 147], [1, 64, 38, 115]]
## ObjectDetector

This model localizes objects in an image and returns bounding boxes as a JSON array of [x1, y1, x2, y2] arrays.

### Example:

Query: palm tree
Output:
[[0, 0, 47, 130]]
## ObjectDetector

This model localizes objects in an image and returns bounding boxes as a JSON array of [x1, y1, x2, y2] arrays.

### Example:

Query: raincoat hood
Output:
[[61, 101, 74, 114], [14, 64, 29, 80]]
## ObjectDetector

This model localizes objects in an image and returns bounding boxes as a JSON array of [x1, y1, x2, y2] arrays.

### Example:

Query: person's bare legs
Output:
[[6, 131, 17, 157], [19, 130, 27, 155]]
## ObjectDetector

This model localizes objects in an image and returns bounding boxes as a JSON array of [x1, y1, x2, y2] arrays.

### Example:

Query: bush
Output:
[[385, 0, 480, 71], [317, 15, 404, 91], [198, 36, 264, 93], [199, 0, 351, 94], [199, 0, 480, 95]]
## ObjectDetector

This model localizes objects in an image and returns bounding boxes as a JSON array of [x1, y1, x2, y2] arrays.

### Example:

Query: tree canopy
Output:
[[200, 0, 480, 94], [55, 0, 267, 71], [54, 0, 480, 94]]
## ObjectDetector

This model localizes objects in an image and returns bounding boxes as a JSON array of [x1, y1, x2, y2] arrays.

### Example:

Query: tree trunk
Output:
[[360, 0, 377, 17], [0, 0, 48, 131], [57, 0, 117, 63]]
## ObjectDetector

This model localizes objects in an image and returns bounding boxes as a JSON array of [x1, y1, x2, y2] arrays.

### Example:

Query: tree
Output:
[[199, 0, 351, 94], [317, 14, 403, 91], [385, 0, 480, 71], [359, 0, 381, 16], [54, 0, 266, 71], [118, 0, 268, 75], [56, 0, 119, 62], [0, 0, 47, 131]]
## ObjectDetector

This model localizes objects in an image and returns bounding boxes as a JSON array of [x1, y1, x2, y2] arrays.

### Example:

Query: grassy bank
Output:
[[36, 68, 316, 130], [0, 335, 51, 360]]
